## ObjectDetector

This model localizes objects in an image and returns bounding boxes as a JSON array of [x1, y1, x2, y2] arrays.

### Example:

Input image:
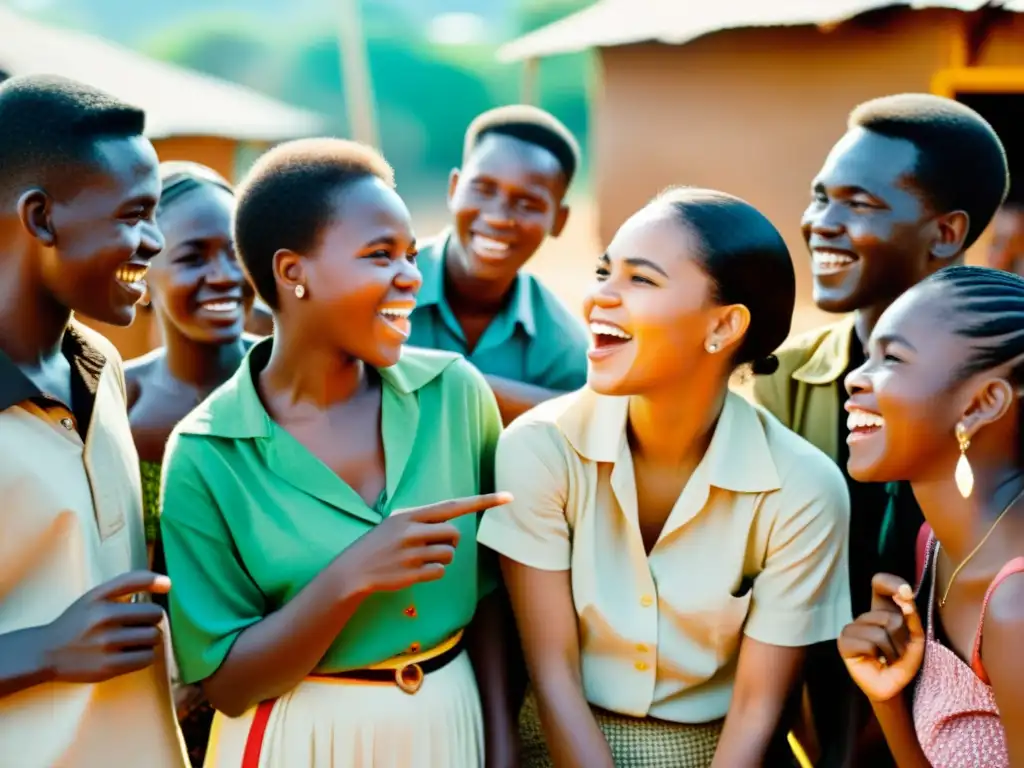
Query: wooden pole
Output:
[[338, 0, 379, 146], [521, 57, 539, 105]]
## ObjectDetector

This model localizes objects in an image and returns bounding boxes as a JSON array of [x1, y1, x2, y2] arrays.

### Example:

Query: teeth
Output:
[[847, 410, 885, 431], [813, 251, 856, 269], [202, 301, 240, 313], [380, 307, 413, 319], [472, 235, 509, 253], [589, 321, 633, 340], [115, 264, 148, 284]]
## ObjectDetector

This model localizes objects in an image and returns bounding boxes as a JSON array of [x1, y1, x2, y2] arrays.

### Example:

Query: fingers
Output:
[[90, 571, 172, 602], [893, 590, 925, 641], [406, 492, 514, 524], [408, 522, 461, 547], [840, 621, 901, 663], [855, 610, 911, 657], [102, 626, 163, 650], [100, 602, 166, 628], [106, 649, 159, 676], [838, 630, 885, 662], [870, 573, 913, 611], [409, 544, 457, 568]]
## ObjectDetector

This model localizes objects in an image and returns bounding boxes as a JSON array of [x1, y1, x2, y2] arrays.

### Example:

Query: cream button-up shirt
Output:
[[478, 388, 852, 723]]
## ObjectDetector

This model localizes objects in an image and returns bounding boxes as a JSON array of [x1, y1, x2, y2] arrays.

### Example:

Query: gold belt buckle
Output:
[[395, 663, 424, 694]]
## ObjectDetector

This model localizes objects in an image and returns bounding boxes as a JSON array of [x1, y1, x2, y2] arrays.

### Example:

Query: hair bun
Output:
[[750, 354, 779, 376]]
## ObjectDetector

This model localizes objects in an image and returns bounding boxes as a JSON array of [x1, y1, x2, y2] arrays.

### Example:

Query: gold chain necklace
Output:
[[939, 484, 1024, 608]]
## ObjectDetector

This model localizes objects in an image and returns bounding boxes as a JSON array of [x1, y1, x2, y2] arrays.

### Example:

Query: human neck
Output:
[[627, 372, 727, 467], [0, 245, 71, 365], [161, 321, 247, 390], [444, 236, 519, 312], [911, 464, 1024, 565], [260, 325, 367, 408]]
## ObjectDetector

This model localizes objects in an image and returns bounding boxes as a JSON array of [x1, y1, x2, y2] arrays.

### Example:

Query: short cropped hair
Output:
[[157, 161, 233, 216], [463, 105, 580, 187], [849, 94, 1009, 249], [0, 74, 145, 205], [233, 138, 395, 308]]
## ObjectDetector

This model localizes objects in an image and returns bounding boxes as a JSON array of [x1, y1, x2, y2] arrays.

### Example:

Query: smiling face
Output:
[[37, 135, 163, 326], [279, 176, 420, 369], [583, 203, 731, 396], [802, 128, 937, 314], [446, 132, 567, 283], [149, 183, 252, 345], [844, 281, 983, 483]]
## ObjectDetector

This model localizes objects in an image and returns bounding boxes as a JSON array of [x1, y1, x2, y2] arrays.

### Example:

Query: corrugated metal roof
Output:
[[498, 0, 1012, 62], [0, 8, 324, 141]]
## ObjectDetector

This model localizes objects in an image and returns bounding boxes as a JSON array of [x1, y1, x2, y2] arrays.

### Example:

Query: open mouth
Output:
[[197, 298, 243, 317], [846, 407, 885, 442], [379, 305, 414, 339], [115, 263, 149, 287], [588, 321, 633, 360], [812, 249, 858, 276], [471, 234, 513, 262]]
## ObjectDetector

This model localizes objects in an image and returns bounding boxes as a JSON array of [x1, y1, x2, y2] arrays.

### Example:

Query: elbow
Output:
[[202, 678, 254, 720]]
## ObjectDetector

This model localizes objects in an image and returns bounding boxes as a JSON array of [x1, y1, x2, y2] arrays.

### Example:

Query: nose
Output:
[[807, 203, 845, 238], [844, 358, 872, 397], [140, 220, 164, 260], [394, 256, 422, 295], [480, 195, 514, 228], [586, 281, 622, 310], [205, 250, 244, 288]]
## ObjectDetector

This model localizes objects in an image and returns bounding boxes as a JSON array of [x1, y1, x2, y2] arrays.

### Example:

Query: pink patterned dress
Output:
[[912, 536, 1022, 768]]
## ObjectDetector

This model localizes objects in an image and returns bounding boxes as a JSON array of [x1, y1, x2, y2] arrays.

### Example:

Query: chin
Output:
[[99, 303, 138, 327], [367, 346, 403, 369], [586, 371, 630, 397]]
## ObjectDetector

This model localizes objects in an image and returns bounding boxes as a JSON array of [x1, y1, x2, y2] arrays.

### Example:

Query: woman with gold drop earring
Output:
[[839, 266, 1024, 767]]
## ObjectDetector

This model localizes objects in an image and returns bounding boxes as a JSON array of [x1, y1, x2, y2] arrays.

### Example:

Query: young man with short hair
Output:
[[408, 105, 590, 423], [0, 74, 186, 767], [755, 93, 1009, 767]]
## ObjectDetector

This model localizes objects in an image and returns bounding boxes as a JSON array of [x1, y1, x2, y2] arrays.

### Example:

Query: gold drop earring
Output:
[[954, 422, 974, 499]]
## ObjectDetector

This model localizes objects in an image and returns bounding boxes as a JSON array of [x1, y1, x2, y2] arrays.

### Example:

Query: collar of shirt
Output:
[[416, 229, 537, 338], [178, 337, 459, 441], [791, 314, 856, 386], [0, 321, 107, 413], [554, 388, 782, 496]]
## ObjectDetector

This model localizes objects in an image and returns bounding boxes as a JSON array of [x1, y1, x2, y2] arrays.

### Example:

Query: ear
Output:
[[550, 203, 570, 239], [273, 248, 306, 298], [446, 168, 461, 211], [929, 209, 970, 264], [705, 303, 751, 356], [959, 375, 1015, 439], [17, 188, 56, 247]]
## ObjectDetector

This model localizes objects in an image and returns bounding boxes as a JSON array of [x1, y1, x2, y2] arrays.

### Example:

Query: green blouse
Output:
[[159, 340, 502, 685], [141, 460, 162, 545]]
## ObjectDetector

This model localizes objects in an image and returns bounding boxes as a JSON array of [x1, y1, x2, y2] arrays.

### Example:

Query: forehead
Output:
[[69, 135, 160, 205], [159, 185, 235, 239], [320, 176, 413, 244], [464, 133, 565, 191], [817, 127, 920, 193], [607, 204, 702, 271], [873, 281, 950, 340]]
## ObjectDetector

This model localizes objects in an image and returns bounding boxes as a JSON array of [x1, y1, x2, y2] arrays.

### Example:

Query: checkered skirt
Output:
[[518, 690, 723, 768]]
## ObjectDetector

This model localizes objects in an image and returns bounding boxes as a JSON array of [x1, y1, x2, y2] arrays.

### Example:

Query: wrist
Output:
[[325, 556, 373, 606], [29, 625, 58, 685]]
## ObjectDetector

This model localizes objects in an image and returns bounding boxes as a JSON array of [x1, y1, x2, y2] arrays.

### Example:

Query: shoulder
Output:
[[758, 405, 849, 512], [123, 348, 163, 406], [70, 320, 123, 369], [500, 390, 581, 453], [768, 321, 848, 380], [985, 562, 1024, 637], [982, 563, 1024, 688]]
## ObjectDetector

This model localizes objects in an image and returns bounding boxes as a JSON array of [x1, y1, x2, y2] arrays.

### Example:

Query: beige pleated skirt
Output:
[[518, 689, 723, 768], [202, 650, 483, 768]]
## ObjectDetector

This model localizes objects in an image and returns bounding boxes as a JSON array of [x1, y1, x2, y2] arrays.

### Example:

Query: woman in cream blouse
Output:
[[478, 187, 852, 767]]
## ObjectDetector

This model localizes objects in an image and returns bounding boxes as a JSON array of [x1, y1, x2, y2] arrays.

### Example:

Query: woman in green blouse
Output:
[[126, 161, 255, 766], [159, 139, 516, 768]]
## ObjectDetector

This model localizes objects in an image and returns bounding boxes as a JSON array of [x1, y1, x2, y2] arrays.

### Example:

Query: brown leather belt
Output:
[[313, 638, 464, 695]]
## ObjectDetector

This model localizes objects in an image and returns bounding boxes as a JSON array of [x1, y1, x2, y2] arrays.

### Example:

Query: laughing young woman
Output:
[[158, 139, 516, 767], [125, 161, 255, 766], [478, 187, 853, 767], [839, 266, 1024, 768]]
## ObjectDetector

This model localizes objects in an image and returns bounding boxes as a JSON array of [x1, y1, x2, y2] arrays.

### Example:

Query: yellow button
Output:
[[635, 661, 648, 671], [636, 644, 648, 653], [640, 595, 653, 608], [407, 642, 421, 654]]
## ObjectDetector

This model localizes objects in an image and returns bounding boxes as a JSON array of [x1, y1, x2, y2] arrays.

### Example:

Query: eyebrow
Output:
[[598, 252, 670, 278], [364, 236, 417, 250], [876, 333, 917, 352]]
